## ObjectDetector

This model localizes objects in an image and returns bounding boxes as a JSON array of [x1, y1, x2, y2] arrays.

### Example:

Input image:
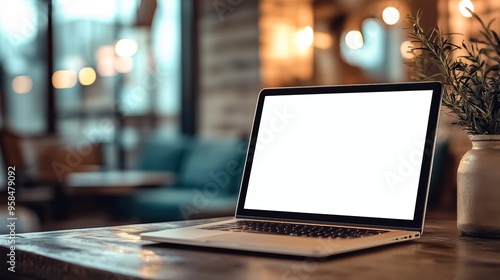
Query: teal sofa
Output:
[[132, 135, 247, 222]]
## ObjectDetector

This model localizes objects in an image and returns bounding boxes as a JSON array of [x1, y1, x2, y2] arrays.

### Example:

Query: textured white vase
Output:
[[457, 135, 500, 238]]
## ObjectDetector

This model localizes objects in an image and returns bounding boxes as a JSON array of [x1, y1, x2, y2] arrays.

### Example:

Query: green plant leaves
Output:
[[406, 9, 500, 134]]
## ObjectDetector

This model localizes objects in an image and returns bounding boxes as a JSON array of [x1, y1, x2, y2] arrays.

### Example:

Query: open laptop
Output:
[[141, 82, 443, 257]]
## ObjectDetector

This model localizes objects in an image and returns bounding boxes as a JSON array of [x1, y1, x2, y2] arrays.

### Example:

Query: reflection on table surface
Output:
[[1, 217, 500, 280]]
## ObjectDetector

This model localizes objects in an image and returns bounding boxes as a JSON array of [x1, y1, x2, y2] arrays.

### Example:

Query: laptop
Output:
[[141, 81, 443, 257]]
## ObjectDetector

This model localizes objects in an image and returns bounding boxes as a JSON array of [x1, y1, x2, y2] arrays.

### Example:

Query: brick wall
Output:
[[197, 0, 261, 137], [197, 0, 313, 137]]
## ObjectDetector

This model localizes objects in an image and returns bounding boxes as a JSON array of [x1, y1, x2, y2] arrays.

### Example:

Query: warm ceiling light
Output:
[[79, 67, 97, 86], [382, 7, 400, 25], [345, 30, 364, 50], [52, 70, 77, 89], [12, 76, 33, 94], [459, 0, 474, 18], [115, 39, 138, 57], [296, 26, 314, 50]]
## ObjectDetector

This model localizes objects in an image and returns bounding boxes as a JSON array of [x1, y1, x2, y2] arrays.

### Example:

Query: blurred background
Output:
[[0, 0, 498, 232]]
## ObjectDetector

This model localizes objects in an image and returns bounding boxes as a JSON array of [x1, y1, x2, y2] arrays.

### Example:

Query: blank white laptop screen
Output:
[[243, 90, 434, 220]]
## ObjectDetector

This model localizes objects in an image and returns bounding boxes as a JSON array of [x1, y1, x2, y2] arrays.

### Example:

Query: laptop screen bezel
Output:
[[235, 82, 443, 232]]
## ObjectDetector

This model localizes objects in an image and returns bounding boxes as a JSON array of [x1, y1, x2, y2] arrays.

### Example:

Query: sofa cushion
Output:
[[177, 138, 246, 195], [132, 136, 247, 223], [136, 136, 190, 173]]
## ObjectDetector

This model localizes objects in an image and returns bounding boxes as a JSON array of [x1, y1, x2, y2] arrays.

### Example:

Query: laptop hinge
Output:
[[235, 215, 423, 233]]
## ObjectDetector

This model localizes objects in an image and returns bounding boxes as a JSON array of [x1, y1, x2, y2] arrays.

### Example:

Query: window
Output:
[[0, 0, 182, 168], [0, 0, 48, 133]]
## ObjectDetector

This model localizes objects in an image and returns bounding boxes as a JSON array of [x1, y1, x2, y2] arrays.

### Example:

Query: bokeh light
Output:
[[345, 30, 364, 50], [296, 26, 314, 50], [96, 45, 117, 77], [115, 39, 138, 57], [382, 7, 400, 25], [52, 70, 78, 89], [79, 67, 97, 86], [314, 32, 333, 49], [400, 41, 416, 60], [459, 0, 474, 18], [12, 76, 33, 94]]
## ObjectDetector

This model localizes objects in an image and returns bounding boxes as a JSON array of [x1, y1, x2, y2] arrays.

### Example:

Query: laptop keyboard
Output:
[[200, 220, 389, 239]]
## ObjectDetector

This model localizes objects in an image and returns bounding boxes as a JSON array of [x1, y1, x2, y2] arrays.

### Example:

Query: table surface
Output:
[[64, 170, 175, 195], [1, 217, 500, 280]]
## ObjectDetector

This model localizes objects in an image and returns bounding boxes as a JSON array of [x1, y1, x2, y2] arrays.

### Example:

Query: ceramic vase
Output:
[[457, 135, 500, 238]]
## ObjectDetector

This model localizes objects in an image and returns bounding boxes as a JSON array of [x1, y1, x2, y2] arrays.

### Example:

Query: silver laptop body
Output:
[[141, 82, 443, 257]]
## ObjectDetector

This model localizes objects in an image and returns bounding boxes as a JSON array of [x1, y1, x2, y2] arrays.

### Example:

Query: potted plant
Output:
[[406, 10, 500, 238]]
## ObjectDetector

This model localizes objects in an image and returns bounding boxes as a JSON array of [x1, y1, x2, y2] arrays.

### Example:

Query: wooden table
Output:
[[1, 217, 500, 280], [64, 171, 175, 195]]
